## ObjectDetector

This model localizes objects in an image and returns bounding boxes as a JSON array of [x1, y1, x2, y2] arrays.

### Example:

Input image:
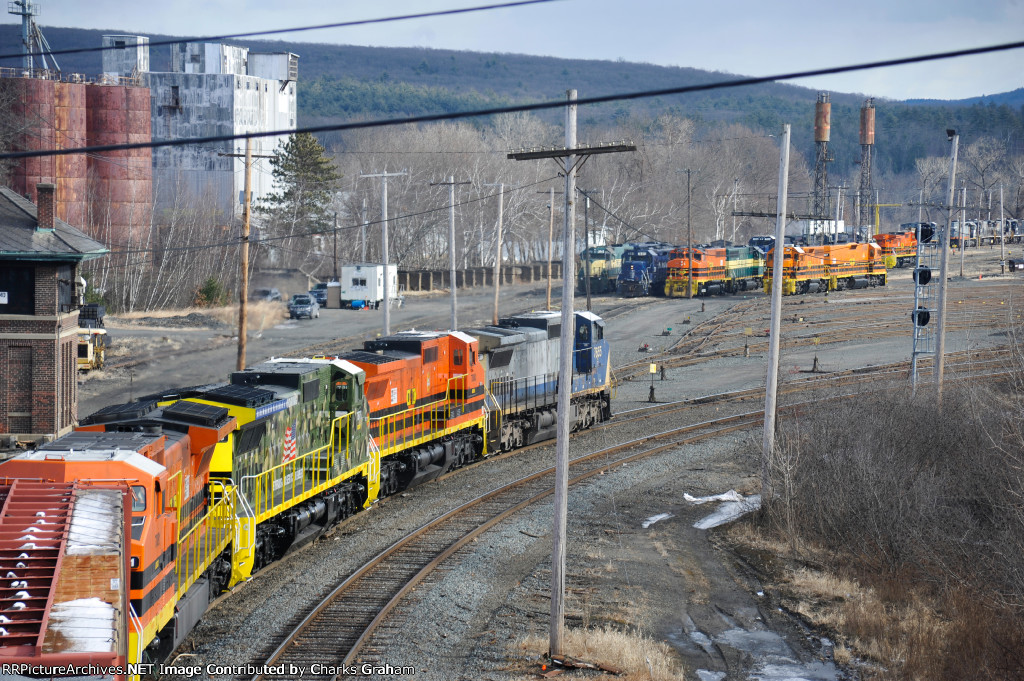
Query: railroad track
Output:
[[250, 411, 763, 681]]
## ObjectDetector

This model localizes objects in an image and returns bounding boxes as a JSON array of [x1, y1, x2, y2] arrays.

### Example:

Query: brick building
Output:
[[0, 183, 107, 445]]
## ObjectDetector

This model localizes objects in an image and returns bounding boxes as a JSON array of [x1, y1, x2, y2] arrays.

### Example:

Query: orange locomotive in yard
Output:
[[765, 242, 887, 295], [873, 230, 918, 268]]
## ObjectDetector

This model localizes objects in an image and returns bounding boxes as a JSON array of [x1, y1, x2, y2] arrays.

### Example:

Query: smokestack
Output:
[[36, 182, 55, 231]]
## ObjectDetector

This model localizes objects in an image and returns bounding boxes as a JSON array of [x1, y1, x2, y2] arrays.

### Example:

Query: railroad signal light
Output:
[[912, 305, 931, 327], [919, 224, 935, 243], [913, 266, 931, 286]]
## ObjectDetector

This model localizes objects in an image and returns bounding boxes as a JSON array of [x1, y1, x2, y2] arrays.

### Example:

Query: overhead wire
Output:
[[2, 38, 1022, 162]]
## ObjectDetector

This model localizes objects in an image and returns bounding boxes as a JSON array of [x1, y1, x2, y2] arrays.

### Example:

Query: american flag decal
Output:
[[283, 422, 298, 462]]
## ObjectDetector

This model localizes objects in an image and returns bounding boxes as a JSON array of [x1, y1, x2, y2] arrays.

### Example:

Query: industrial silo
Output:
[[7, 77, 56, 204], [85, 83, 153, 245], [53, 81, 88, 229]]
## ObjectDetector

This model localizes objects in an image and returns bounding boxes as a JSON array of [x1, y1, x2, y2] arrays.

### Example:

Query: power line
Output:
[[0, 0, 562, 63], [2, 37, 1021, 162]]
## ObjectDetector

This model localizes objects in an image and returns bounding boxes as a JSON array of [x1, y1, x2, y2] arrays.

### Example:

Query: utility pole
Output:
[[1000, 184, 1005, 274], [361, 197, 368, 263], [935, 130, 959, 397], [239, 139, 252, 370], [686, 169, 693, 298], [762, 123, 791, 506], [537, 188, 563, 310], [731, 178, 739, 242], [547, 187, 555, 309], [578, 188, 601, 311], [333, 212, 339, 281], [552, 89, 576, 659], [485, 182, 505, 325], [509, 91, 635, 658], [431, 177, 471, 330], [361, 170, 407, 336], [959, 186, 966, 278], [219, 139, 273, 371]]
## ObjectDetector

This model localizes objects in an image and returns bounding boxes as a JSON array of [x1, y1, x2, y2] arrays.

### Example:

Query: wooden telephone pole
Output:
[[485, 182, 505, 324], [361, 170, 407, 336], [431, 177, 471, 330], [509, 91, 635, 656], [220, 139, 273, 371]]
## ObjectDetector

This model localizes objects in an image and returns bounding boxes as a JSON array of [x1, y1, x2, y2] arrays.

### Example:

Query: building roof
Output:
[[0, 186, 108, 262]]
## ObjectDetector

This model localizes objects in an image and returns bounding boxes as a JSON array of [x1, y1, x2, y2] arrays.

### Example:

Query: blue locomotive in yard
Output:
[[0, 309, 612, 673], [617, 243, 673, 297]]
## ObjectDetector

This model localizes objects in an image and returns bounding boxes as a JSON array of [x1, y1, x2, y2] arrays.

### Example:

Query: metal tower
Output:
[[857, 98, 875, 229], [7, 1, 60, 73], [813, 92, 833, 219]]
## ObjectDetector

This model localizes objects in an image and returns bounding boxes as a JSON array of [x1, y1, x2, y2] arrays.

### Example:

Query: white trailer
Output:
[[339, 263, 398, 309]]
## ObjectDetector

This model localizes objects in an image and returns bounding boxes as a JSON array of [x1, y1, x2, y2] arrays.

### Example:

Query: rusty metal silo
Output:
[[859, 98, 875, 146], [814, 92, 831, 143], [85, 83, 153, 245], [7, 76, 56, 204], [53, 81, 88, 229]]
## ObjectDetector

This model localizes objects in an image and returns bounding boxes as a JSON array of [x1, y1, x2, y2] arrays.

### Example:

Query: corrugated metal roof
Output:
[[0, 186, 108, 261]]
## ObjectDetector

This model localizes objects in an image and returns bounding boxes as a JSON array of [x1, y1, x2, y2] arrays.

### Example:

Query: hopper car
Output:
[[0, 311, 611, 677]]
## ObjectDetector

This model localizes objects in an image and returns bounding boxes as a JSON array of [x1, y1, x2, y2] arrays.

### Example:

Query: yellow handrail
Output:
[[369, 374, 472, 453], [175, 479, 234, 596]]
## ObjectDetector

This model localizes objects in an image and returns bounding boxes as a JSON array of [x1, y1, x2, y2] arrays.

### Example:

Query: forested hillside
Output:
[[2, 25, 1022, 179]]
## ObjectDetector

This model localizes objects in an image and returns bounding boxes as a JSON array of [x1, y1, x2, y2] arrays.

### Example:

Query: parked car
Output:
[[309, 283, 329, 306], [250, 287, 282, 302], [288, 293, 320, 319]]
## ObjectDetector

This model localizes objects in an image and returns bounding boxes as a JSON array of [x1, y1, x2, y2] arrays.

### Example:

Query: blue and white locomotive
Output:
[[465, 310, 612, 452]]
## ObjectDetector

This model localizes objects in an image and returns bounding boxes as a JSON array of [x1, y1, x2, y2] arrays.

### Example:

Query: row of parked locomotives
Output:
[[664, 246, 765, 297], [617, 243, 673, 297], [0, 311, 611, 675], [764, 242, 888, 295]]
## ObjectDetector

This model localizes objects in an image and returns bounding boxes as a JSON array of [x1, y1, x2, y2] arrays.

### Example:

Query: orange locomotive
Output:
[[873, 230, 917, 268], [340, 329, 486, 493], [0, 402, 236, 675], [765, 242, 887, 295]]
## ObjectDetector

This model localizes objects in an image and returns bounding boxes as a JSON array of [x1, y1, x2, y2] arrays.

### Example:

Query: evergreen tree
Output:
[[260, 132, 341, 235]]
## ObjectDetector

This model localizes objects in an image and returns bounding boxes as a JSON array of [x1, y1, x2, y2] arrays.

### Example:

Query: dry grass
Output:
[[514, 625, 687, 681], [111, 301, 288, 330], [727, 530, 1024, 681], [204, 301, 289, 329]]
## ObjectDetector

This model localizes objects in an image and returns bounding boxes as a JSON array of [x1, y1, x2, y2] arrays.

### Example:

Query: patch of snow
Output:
[[697, 671, 727, 681], [67, 489, 122, 556], [693, 494, 761, 530], [641, 512, 674, 528], [684, 490, 744, 505], [48, 598, 116, 653]]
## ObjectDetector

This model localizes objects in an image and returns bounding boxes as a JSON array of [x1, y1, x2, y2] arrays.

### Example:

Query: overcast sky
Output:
[[5, 0, 1023, 100]]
